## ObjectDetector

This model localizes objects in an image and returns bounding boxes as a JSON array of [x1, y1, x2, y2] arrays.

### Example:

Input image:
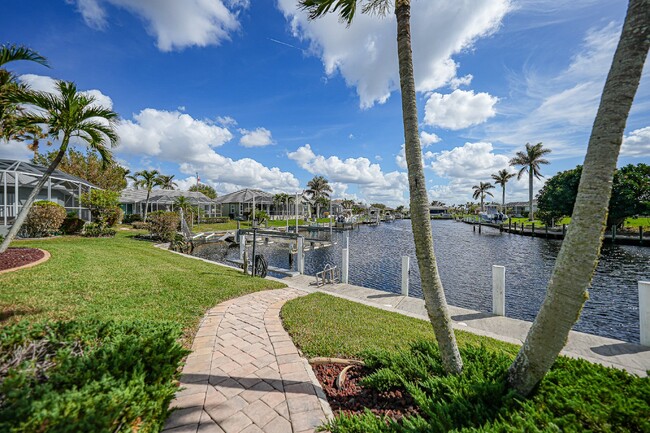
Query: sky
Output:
[[1, 0, 648, 207]]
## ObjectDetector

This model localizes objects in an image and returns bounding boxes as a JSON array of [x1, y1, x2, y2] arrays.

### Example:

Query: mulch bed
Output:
[[313, 363, 419, 421], [0, 248, 45, 272]]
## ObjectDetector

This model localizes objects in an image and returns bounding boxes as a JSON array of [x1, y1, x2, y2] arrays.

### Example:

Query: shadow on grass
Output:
[[0, 305, 42, 323]]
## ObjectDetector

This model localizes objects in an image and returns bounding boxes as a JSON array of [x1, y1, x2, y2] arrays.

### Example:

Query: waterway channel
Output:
[[194, 219, 650, 343]]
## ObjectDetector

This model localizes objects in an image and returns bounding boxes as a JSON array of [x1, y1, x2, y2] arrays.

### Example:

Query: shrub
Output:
[[61, 212, 86, 235], [131, 221, 150, 230], [82, 222, 116, 238], [323, 342, 650, 432], [22, 201, 66, 238], [0, 320, 188, 433], [80, 190, 122, 228], [147, 211, 180, 242], [123, 213, 142, 224]]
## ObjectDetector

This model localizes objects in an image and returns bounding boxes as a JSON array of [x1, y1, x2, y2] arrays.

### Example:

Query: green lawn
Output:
[[0, 231, 284, 341], [281, 292, 518, 359], [281, 293, 650, 433]]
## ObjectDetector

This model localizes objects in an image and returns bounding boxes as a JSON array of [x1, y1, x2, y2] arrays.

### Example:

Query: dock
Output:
[[228, 258, 300, 277]]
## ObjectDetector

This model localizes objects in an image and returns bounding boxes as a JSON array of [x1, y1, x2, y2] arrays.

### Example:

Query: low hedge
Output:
[[0, 320, 188, 433], [325, 341, 650, 432]]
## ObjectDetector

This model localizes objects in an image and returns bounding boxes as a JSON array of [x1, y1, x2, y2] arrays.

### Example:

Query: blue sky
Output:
[[1, 0, 648, 206]]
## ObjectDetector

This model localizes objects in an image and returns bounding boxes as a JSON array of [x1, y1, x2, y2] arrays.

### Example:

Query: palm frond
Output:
[[300, 0, 358, 26], [0, 44, 49, 68]]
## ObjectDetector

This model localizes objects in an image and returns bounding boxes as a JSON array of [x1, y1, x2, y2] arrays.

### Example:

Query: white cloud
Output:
[[374, 155, 382, 161], [0, 140, 31, 161], [117, 109, 298, 192], [449, 74, 473, 90], [424, 89, 498, 130], [427, 141, 542, 204], [420, 131, 441, 147], [177, 105, 186, 112], [288, 144, 409, 206], [277, 0, 511, 108], [19, 74, 114, 110], [239, 127, 275, 147], [68, 0, 244, 51], [622, 126, 650, 157], [486, 22, 648, 158], [217, 116, 237, 127]]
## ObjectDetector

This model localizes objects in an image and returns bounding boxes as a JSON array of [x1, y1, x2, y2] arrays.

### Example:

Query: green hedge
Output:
[[0, 320, 188, 433], [324, 341, 650, 432]]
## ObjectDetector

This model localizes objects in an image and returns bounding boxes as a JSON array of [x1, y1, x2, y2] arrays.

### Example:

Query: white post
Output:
[[295, 193, 299, 232], [346, 231, 349, 249], [297, 236, 304, 274], [239, 235, 246, 260], [640, 281, 650, 346], [401, 256, 409, 296], [492, 265, 506, 316], [342, 248, 349, 284]]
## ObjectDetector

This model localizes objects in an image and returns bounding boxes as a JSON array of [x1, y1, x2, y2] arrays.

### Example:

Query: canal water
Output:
[[194, 219, 650, 343]]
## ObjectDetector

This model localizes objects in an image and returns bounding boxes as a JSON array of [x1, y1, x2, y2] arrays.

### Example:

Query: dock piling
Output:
[[342, 248, 349, 284], [239, 234, 246, 260], [297, 236, 305, 274], [492, 265, 505, 316], [401, 256, 410, 297], [640, 281, 650, 346]]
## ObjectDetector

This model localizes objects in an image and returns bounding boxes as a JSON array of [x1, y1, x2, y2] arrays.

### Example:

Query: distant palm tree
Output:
[[341, 199, 355, 210], [0, 80, 119, 253], [0, 44, 49, 143], [131, 170, 161, 221], [472, 182, 495, 212], [158, 174, 177, 190], [509, 142, 551, 221], [491, 169, 516, 214], [273, 193, 290, 218], [306, 175, 332, 218]]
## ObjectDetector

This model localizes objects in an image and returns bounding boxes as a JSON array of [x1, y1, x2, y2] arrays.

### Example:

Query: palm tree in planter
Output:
[[508, 0, 649, 395], [158, 174, 178, 190], [306, 175, 332, 218], [0, 80, 119, 253], [131, 170, 161, 221], [509, 142, 551, 221], [491, 169, 516, 214], [300, 0, 463, 373], [472, 182, 494, 213]]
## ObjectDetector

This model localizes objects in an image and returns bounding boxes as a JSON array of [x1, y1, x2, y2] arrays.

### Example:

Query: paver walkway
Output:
[[163, 288, 332, 433]]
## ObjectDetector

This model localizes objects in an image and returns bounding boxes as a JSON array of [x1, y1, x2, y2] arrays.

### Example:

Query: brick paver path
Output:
[[163, 288, 332, 433]]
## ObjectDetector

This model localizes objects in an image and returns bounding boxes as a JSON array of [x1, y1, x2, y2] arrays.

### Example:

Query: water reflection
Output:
[[194, 220, 650, 343]]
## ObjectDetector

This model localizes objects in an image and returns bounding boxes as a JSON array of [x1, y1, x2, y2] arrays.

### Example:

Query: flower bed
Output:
[[0, 248, 45, 272]]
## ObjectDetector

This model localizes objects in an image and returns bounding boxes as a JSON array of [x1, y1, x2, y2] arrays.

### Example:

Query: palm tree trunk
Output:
[[507, 0, 649, 396], [480, 195, 484, 212], [395, 0, 462, 374], [144, 189, 151, 222], [528, 169, 534, 221], [0, 140, 69, 253], [502, 186, 506, 214]]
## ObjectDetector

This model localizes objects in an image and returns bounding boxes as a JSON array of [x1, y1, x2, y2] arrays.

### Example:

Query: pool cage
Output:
[[119, 189, 220, 219], [0, 159, 96, 235]]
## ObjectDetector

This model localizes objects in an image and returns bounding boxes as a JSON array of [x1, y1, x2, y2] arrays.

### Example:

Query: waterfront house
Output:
[[119, 188, 218, 218], [506, 200, 538, 217], [0, 159, 96, 236], [213, 188, 309, 220]]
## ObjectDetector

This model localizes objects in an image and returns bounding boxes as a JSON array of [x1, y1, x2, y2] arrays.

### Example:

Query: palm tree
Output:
[[273, 193, 290, 218], [300, 0, 463, 374], [0, 44, 49, 143], [509, 142, 551, 221], [306, 175, 332, 218], [491, 169, 516, 214], [341, 199, 355, 210], [0, 80, 119, 253], [131, 170, 161, 221], [508, 0, 649, 396], [158, 174, 177, 190], [471, 182, 494, 212]]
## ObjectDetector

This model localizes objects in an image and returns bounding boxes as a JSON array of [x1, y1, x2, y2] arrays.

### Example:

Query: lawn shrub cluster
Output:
[[60, 212, 85, 234], [81, 190, 123, 229], [324, 341, 650, 433], [147, 211, 180, 242], [82, 222, 116, 237], [123, 213, 142, 224], [0, 320, 188, 433], [22, 201, 66, 238]]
